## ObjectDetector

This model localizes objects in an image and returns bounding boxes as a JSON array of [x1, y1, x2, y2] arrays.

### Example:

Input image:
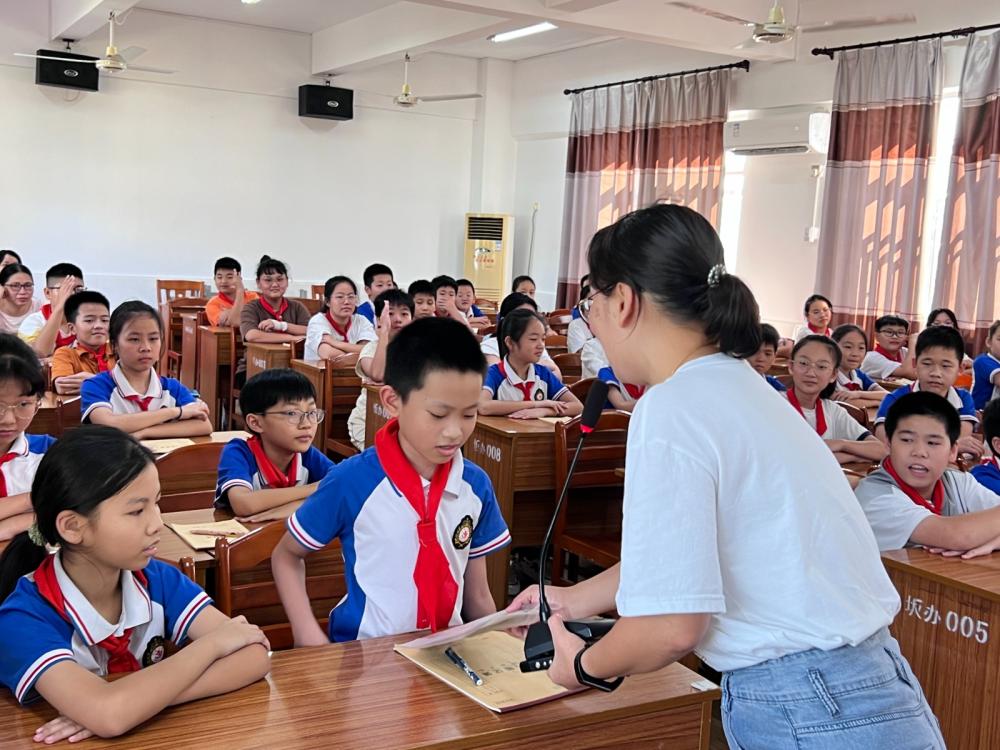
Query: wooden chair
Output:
[[300, 297, 324, 316], [475, 297, 498, 313], [838, 401, 869, 429], [324, 354, 363, 460], [548, 310, 573, 336], [156, 441, 227, 513], [552, 353, 582, 384], [156, 280, 205, 306], [479, 324, 496, 338], [55, 396, 81, 437], [843, 468, 865, 490], [215, 523, 345, 650], [568, 377, 598, 402], [178, 556, 196, 582], [310, 284, 326, 301], [545, 333, 568, 358], [777, 373, 794, 388], [550, 411, 629, 585]]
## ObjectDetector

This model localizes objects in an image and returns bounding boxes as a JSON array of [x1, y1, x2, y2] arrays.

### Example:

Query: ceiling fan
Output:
[[667, 1, 915, 48], [392, 53, 481, 107], [14, 10, 174, 75]]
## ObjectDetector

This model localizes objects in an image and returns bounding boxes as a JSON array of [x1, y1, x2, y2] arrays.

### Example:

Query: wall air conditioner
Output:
[[463, 213, 513, 303], [724, 111, 831, 156]]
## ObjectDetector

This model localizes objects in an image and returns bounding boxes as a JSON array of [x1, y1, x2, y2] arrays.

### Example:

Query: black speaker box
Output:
[[298, 84, 353, 121], [35, 50, 100, 92]]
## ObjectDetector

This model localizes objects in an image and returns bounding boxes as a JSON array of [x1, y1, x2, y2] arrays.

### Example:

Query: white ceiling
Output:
[[135, 0, 399, 34]]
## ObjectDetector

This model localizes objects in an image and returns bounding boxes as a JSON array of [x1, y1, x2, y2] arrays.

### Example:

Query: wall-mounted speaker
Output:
[[298, 85, 353, 121], [35, 50, 100, 92]]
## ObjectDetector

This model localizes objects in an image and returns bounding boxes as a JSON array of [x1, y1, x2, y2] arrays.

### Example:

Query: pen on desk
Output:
[[190, 529, 243, 537], [444, 647, 484, 686]]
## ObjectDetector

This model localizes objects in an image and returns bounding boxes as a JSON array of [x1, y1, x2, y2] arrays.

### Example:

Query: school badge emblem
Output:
[[452, 515, 474, 549], [533, 390, 545, 401], [142, 636, 166, 667]]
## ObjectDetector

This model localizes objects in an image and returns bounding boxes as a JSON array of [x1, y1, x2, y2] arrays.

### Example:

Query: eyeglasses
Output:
[[577, 285, 614, 323], [792, 359, 834, 374], [261, 408, 326, 425], [260, 276, 287, 286], [4, 283, 33, 292], [879, 329, 908, 339], [47, 285, 87, 294], [331, 294, 357, 304], [0, 399, 40, 420]]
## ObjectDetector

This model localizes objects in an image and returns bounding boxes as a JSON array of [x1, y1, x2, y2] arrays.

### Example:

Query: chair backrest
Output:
[[300, 297, 324, 316], [157, 280, 205, 305], [838, 401, 869, 428], [56, 396, 81, 437], [548, 310, 573, 335], [545, 334, 567, 348], [552, 352, 582, 384], [310, 284, 326, 301], [479, 324, 496, 337], [776, 373, 794, 388], [568, 377, 598, 402], [325, 354, 363, 458], [156, 441, 227, 513], [475, 298, 498, 313]]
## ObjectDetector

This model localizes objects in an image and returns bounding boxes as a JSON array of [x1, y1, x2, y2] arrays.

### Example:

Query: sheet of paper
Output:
[[166, 520, 250, 550], [400, 605, 540, 649], [536, 416, 572, 425], [140, 438, 195, 454], [210, 431, 251, 442]]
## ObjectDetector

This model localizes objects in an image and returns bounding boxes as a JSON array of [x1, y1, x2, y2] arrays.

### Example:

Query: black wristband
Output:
[[573, 644, 624, 692]]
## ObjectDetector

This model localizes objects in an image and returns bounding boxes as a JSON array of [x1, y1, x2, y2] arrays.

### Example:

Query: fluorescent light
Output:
[[241, 0, 262, 5], [488, 22, 557, 43]]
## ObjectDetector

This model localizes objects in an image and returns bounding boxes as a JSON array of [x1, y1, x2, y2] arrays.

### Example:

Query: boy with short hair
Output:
[[272, 317, 510, 645], [749, 323, 787, 392], [215, 368, 334, 521], [347, 289, 414, 450], [873, 326, 980, 458], [18, 263, 84, 356], [205, 257, 258, 326], [407, 279, 436, 319], [855, 391, 1000, 555], [50, 291, 115, 395], [432, 275, 473, 327], [455, 279, 489, 328], [971, 398, 1000, 495], [356, 263, 395, 324], [861, 315, 917, 380]]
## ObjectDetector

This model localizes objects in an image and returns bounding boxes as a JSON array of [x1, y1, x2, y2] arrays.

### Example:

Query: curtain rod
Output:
[[563, 59, 750, 95], [812, 21, 1000, 58]]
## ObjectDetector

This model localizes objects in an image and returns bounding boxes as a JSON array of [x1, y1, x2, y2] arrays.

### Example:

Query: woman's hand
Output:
[[34, 715, 93, 744], [505, 584, 580, 637], [546, 614, 586, 689]]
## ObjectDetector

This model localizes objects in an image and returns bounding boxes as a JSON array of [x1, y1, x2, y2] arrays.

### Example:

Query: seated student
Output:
[[455, 279, 490, 328], [972, 320, 1000, 410], [0, 249, 22, 269], [861, 315, 917, 381], [204, 257, 258, 327], [0, 426, 270, 741], [431, 275, 473, 328], [971, 398, 1000, 496], [749, 323, 788, 392], [580, 335, 608, 380], [479, 309, 582, 419], [567, 278, 595, 354], [0, 335, 55, 541], [511, 274, 536, 299], [855, 392, 1000, 555], [831, 324, 888, 408], [215, 369, 333, 521], [18, 263, 84, 357], [873, 325, 981, 458], [786, 335, 887, 465], [0, 264, 42, 335], [239, 256, 310, 383], [792, 294, 834, 341], [347, 289, 414, 451], [597, 365, 643, 412], [919, 307, 973, 374], [81, 301, 212, 439], [407, 279, 436, 320], [304, 276, 375, 361], [481, 292, 561, 378], [50, 291, 115, 396], [272, 318, 511, 644], [355, 263, 395, 324]]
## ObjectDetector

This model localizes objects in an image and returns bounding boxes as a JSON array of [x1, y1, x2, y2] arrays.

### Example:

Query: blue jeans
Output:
[[721, 628, 945, 749]]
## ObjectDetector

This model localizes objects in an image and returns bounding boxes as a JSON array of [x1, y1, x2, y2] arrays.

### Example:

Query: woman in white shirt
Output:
[[0, 264, 41, 335], [508, 204, 943, 749]]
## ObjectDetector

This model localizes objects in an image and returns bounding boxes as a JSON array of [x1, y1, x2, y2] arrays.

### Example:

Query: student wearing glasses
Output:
[[304, 276, 376, 361], [18, 263, 86, 357], [861, 315, 917, 381], [0, 264, 41, 335]]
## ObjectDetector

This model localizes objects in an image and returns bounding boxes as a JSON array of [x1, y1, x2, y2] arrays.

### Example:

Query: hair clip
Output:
[[27, 523, 46, 547], [707, 264, 727, 288]]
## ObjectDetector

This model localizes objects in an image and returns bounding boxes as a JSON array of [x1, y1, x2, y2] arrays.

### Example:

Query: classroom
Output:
[[1, 1, 999, 748]]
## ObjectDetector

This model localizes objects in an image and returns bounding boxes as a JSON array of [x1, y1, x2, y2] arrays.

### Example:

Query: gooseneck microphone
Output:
[[520, 379, 616, 672]]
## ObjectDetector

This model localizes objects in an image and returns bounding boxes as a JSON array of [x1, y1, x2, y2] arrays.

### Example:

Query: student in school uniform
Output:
[[455, 279, 490, 328], [303, 276, 376, 361], [272, 318, 511, 644], [972, 320, 1000, 410], [0, 335, 55, 542], [431, 275, 473, 328], [971, 398, 1000, 495], [748, 323, 788, 392], [830, 324, 888, 408], [239, 256, 310, 384], [855, 392, 1000, 556], [51, 291, 116, 396], [0, 426, 270, 743], [506, 204, 940, 749], [18, 263, 84, 357], [785, 335, 887, 465], [215, 369, 333, 522], [347, 289, 414, 451], [0, 264, 42, 335], [511, 274, 536, 299], [479, 309, 582, 419], [204, 257, 258, 327], [0, 249, 22, 269], [355, 263, 395, 324], [873, 326, 981, 459], [916, 307, 973, 374], [81, 301, 212, 439], [567, 278, 595, 354], [481, 293, 562, 378], [792, 294, 834, 342], [407, 279, 436, 320], [861, 315, 917, 381], [597, 365, 643, 412]]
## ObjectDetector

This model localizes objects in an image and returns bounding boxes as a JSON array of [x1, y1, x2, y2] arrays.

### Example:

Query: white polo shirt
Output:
[[0, 434, 55, 497], [348, 339, 380, 451], [783, 395, 871, 441], [304, 313, 376, 360], [581, 337, 609, 380], [567, 318, 593, 354], [861, 347, 909, 380]]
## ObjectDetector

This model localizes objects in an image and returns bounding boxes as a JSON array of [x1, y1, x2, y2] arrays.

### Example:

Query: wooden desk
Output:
[[882, 548, 1000, 749], [0, 635, 718, 750], [28, 393, 80, 437], [364, 382, 390, 447], [197, 326, 233, 430], [245, 340, 303, 380], [325, 356, 363, 458], [179, 313, 200, 390]]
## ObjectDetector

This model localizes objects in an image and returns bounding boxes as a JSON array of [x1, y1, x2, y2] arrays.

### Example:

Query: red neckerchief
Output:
[[787, 388, 827, 435], [124, 395, 153, 412], [624, 383, 645, 400], [374, 418, 457, 632], [258, 297, 288, 322], [77, 342, 110, 373], [807, 323, 832, 336], [324, 312, 351, 341], [874, 343, 902, 363], [246, 435, 298, 488], [34, 555, 145, 674], [0, 443, 21, 497], [840, 370, 862, 392], [883, 457, 944, 515], [41, 305, 76, 348], [498, 360, 534, 401], [217, 292, 235, 306]]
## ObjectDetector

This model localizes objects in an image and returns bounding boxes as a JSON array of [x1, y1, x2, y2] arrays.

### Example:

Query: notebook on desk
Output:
[[166, 519, 250, 550]]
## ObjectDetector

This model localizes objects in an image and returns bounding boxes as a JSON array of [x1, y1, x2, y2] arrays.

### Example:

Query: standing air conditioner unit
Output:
[[464, 213, 513, 303], [724, 111, 831, 156]]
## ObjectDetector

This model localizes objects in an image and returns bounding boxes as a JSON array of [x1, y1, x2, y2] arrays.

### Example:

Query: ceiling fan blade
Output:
[[800, 14, 915, 34], [666, 2, 755, 27], [120, 45, 147, 62], [126, 65, 175, 75], [14, 52, 98, 64], [416, 93, 482, 102]]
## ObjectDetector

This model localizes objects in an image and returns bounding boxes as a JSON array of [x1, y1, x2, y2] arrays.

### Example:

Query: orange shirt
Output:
[[205, 291, 259, 326], [51, 342, 116, 379]]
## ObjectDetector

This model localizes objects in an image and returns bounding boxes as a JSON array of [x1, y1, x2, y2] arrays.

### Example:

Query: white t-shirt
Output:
[[0, 299, 42, 335], [580, 337, 608, 380], [861, 347, 909, 380], [793, 323, 832, 341], [616, 353, 898, 672], [567, 318, 593, 354], [304, 313, 376, 360], [783, 394, 871, 441], [348, 339, 380, 451]]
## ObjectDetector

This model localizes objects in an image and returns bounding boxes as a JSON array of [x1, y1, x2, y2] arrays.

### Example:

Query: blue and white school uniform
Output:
[[567, 317, 593, 354], [972, 353, 1000, 410], [765, 375, 787, 392], [483, 359, 568, 403], [874, 382, 978, 427], [304, 313, 376, 360], [355, 300, 375, 324], [0, 434, 55, 499], [80, 364, 196, 422], [836, 368, 880, 393], [598, 366, 643, 406], [971, 459, 1000, 496], [0, 556, 211, 704], [466, 304, 485, 319], [286, 448, 510, 641], [214, 437, 335, 510]]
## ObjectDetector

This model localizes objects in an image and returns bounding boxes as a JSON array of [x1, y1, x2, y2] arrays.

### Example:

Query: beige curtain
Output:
[[556, 70, 730, 307], [816, 40, 942, 334], [933, 29, 1000, 352]]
